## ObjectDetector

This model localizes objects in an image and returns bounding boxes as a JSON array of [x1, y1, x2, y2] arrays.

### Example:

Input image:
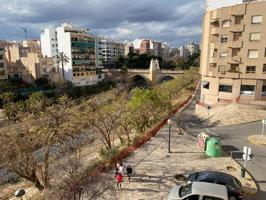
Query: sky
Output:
[[0, 0, 205, 47]]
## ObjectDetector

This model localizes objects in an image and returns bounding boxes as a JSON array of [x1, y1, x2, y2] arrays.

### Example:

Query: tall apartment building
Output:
[[201, 0, 266, 105], [185, 42, 200, 55], [139, 39, 150, 54], [124, 42, 134, 56], [100, 39, 124, 68], [152, 41, 162, 57], [179, 46, 190, 59], [41, 23, 103, 86], [5, 43, 41, 84], [0, 46, 7, 82]]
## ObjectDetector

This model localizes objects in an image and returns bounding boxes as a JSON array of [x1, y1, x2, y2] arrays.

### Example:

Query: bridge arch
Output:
[[158, 75, 175, 84], [128, 74, 151, 88]]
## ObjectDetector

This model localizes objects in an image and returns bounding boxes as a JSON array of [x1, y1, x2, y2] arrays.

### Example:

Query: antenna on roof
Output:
[[22, 27, 28, 41]]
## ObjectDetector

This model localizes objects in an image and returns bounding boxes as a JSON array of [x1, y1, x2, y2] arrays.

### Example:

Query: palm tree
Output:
[[57, 52, 69, 81]]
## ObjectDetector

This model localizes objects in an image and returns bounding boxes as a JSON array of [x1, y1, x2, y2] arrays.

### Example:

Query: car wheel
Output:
[[229, 196, 237, 200]]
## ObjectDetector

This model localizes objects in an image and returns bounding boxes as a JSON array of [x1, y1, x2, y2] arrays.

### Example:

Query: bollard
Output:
[[241, 167, 246, 178]]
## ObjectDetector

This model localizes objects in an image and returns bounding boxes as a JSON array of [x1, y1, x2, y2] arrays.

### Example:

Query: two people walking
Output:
[[115, 162, 133, 189]]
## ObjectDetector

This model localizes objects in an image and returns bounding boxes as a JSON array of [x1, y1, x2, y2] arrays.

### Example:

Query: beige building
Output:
[[39, 57, 60, 84], [0, 46, 7, 82], [5, 43, 41, 84], [200, 0, 266, 105], [139, 39, 150, 54]]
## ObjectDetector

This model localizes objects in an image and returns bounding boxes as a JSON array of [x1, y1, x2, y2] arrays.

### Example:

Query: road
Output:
[[178, 89, 266, 200]]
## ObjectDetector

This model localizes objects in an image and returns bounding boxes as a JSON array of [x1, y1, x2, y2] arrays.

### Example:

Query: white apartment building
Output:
[[100, 39, 124, 68], [41, 23, 104, 86], [185, 42, 200, 56]]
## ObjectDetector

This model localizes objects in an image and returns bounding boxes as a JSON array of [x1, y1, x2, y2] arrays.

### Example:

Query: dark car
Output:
[[187, 171, 243, 200]]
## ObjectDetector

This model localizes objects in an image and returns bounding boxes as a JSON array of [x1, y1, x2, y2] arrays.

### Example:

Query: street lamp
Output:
[[167, 118, 172, 153]]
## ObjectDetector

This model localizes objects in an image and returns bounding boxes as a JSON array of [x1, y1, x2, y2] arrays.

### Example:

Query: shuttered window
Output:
[[248, 50, 259, 58], [251, 15, 262, 24], [250, 33, 261, 41]]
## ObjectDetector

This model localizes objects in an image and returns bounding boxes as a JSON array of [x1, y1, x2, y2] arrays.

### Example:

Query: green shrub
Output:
[[99, 147, 119, 161]]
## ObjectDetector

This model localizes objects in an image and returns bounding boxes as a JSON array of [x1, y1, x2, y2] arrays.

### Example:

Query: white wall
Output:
[[206, 0, 244, 11], [40, 28, 57, 57], [57, 27, 72, 81]]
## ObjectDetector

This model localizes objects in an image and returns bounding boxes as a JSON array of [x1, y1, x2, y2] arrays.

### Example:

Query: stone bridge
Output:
[[102, 59, 184, 87]]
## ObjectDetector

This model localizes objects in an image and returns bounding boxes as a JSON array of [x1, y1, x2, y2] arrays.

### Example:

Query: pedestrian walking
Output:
[[116, 172, 123, 189], [126, 165, 133, 181]]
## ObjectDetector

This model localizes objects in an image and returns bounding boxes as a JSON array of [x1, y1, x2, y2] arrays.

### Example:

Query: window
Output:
[[219, 85, 232, 93], [202, 81, 209, 89], [203, 196, 223, 200], [222, 19, 230, 27], [248, 50, 259, 58], [251, 15, 262, 24], [262, 86, 266, 96], [263, 64, 266, 73], [235, 15, 244, 24], [218, 65, 226, 73], [240, 85, 255, 95], [250, 33, 261, 41], [219, 51, 228, 58], [220, 35, 228, 43], [233, 32, 242, 41], [246, 66, 256, 73]]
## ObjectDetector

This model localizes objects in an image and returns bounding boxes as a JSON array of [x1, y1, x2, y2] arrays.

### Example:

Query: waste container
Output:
[[241, 167, 246, 178], [205, 137, 222, 157], [197, 132, 209, 150]]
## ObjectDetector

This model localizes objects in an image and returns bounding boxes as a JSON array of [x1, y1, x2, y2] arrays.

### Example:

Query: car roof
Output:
[[194, 171, 240, 186], [192, 182, 228, 199]]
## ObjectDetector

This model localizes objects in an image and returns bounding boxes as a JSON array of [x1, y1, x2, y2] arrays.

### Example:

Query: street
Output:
[[178, 89, 266, 200]]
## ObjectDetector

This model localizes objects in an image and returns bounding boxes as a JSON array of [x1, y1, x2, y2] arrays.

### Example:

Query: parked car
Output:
[[168, 182, 229, 200], [187, 171, 243, 200]]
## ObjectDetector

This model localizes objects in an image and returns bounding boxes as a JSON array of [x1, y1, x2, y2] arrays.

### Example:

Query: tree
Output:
[[57, 52, 70, 81], [0, 92, 15, 104]]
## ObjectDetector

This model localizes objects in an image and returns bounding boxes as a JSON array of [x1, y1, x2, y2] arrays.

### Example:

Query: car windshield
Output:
[[179, 183, 192, 197]]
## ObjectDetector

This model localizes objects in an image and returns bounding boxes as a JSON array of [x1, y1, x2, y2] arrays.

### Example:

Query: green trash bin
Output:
[[205, 137, 222, 157]]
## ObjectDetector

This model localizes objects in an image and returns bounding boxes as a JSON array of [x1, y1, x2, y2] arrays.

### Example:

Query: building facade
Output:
[[139, 39, 150, 54], [0, 46, 7, 82], [41, 23, 103, 86], [5, 43, 41, 84], [201, 0, 266, 105], [100, 39, 124, 68], [179, 46, 190, 59], [185, 42, 200, 56], [152, 41, 162, 57], [124, 42, 134, 56]]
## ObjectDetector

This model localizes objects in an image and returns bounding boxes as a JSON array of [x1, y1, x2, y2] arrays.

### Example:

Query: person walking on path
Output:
[[126, 165, 133, 181], [115, 163, 124, 189]]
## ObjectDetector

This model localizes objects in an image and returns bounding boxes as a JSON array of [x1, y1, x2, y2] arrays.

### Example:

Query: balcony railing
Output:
[[230, 24, 244, 32]]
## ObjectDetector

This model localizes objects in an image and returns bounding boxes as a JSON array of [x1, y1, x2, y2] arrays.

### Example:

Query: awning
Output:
[[211, 18, 220, 23]]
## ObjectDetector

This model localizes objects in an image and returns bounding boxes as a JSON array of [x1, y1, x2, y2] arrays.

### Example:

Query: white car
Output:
[[168, 182, 229, 200]]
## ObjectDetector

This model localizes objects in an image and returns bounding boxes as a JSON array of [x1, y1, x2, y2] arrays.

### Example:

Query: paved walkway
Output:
[[96, 114, 255, 200]]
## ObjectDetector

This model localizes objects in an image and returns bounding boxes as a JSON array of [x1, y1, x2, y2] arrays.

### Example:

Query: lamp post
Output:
[[167, 118, 172, 153]]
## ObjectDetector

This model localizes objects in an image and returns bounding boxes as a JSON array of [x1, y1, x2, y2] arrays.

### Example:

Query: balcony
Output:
[[228, 40, 243, 48], [230, 24, 244, 32], [212, 71, 240, 78], [211, 27, 220, 35], [227, 56, 242, 64], [209, 57, 217, 64]]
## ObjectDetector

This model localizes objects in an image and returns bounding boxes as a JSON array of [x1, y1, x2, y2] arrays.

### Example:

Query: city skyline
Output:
[[0, 0, 204, 46]]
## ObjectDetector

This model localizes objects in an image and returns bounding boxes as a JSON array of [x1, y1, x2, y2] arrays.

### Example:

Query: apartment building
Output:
[[139, 39, 150, 54], [185, 42, 200, 56], [5, 43, 41, 84], [179, 46, 190, 59], [0, 46, 7, 82], [152, 41, 162, 57], [41, 23, 103, 86], [201, 0, 266, 105], [124, 42, 134, 56], [100, 39, 124, 68]]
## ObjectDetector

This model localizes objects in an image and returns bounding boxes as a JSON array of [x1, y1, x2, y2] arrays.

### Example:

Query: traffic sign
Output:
[[243, 154, 250, 161]]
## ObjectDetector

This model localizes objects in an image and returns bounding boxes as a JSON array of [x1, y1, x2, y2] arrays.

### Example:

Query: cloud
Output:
[[0, 0, 205, 46]]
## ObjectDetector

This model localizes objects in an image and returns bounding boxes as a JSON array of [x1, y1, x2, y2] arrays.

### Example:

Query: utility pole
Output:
[[22, 27, 28, 41]]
